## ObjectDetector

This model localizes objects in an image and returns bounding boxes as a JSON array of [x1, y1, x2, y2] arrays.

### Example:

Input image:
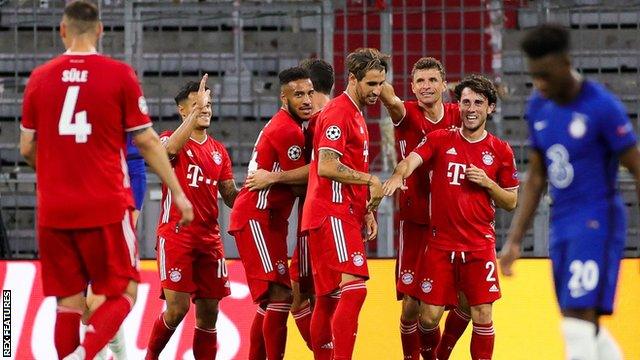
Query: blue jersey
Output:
[[526, 80, 637, 221], [126, 132, 142, 160]]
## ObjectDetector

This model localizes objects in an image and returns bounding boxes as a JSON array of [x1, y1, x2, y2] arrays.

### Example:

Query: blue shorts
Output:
[[127, 157, 147, 211], [549, 201, 625, 315]]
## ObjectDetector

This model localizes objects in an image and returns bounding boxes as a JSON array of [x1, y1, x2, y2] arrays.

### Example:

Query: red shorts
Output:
[[308, 216, 369, 296], [290, 232, 314, 294], [231, 217, 290, 303], [395, 220, 429, 300], [414, 247, 501, 307], [38, 210, 140, 298], [156, 233, 230, 301]]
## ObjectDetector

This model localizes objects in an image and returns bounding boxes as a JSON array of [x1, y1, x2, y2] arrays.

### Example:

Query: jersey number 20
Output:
[[59, 86, 92, 143]]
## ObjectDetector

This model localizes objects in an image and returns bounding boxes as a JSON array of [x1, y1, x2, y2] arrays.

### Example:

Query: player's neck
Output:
[[418, 101, 444, 123], [65, 37, 98, 54], [314, 93, 331, 113], [556, 70, 583, 105], [461, 126, 487, 142], [190, 129, 207, 143], [345, 86, 364, 110]]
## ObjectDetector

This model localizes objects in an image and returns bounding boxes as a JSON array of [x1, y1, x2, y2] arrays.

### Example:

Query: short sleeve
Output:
[[317, 109, 349, 156], [600, 95, 637, 154], [159, 131, 176, 162], [497, 142, 520, 189], [121, 64, 152, 132], [274, 127, 306, 171], [218, 144, 234, 181], [20, 72, 38, 132], [411, 132, 438, 163]]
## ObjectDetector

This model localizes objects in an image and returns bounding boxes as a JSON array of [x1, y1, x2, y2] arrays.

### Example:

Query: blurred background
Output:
[[0, 0, 639, 261]]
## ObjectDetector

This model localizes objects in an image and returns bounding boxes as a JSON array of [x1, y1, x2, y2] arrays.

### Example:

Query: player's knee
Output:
[[165, 298, 190, 325], [470, 304, 493, 324], [57, 292, 85, 313], [195, 299, 219, 329], [269, 283, 292, 303], [401, 296, 420, 321]]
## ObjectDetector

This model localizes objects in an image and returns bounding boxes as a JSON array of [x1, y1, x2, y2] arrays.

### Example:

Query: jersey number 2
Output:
[[59, 86, 92, 143]]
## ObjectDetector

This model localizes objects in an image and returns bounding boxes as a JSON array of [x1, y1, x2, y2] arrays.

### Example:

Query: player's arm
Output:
[[382, 152, 423, 196], [245, 164, 310, 191], [133, 127, 194, 225], [19, 130, 36, 169], [219, 179, 239, 208], [499, 150, 547, 276], [317, 148, 383, 210], [163, 74, 210, 157], [466, 164, 518, 211], [619, 145, 640, 204], [379, 82, 406, 124]]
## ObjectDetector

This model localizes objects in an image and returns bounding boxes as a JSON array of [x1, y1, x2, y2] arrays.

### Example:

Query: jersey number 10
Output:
[[59, 86, 92, 143]]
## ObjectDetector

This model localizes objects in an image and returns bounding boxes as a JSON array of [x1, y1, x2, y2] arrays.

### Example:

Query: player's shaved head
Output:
[[300, 58, 334, 95], [346, 48, 390, 81], [63, 1, 100, 35], [521, 24, 570, 59], [454, 74, 497, 106], [411, 57, 445, 80]]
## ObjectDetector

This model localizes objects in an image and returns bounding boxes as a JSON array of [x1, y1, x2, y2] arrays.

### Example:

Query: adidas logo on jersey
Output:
[[446, 147, 457, 155], [489, 284, 499, 292], [320, 342, 334, 349]]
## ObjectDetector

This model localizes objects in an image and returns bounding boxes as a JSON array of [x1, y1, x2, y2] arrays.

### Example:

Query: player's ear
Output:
[[488, 102, 496, 114], [348, 72, 357, 87], [59, 20, 67, 40], [96, 21, 104, 39], [280, 90, 287, 107]]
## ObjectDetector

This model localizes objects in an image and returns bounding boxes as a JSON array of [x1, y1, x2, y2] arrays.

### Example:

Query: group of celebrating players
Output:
[[18, 1, 639, 360]]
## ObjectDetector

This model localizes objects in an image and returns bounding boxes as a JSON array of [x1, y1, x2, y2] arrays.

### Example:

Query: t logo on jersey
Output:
[[187, 164, 204, 188], [447, 162, 466, 185]]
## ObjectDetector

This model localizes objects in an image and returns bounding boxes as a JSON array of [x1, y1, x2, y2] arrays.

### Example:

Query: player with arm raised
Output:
[[500, 24, 640, 360], [18, 2, 192, 359], [379, 57, 471, 360], [229, 67, 314, 360], [301, 48, 387, 360], [145, 76, 238, 360], [384, 75, 518, 360]]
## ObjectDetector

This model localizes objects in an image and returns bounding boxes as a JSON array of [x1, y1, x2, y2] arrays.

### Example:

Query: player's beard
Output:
[[287, 103, 305, 123], [463, 116, 486, 132]]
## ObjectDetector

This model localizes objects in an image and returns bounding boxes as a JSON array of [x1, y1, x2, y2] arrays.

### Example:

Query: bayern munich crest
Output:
[[421, 279, 433, 293], [276, 261, 287, 275], [169, 268, 182, 282], [482, 151, 495, 166], [287, 145, 302, 161], [326, 125, 341, 141], [401, 271, 414, 285], [212, 151, 223, 165], [351, 252, 365, 267]]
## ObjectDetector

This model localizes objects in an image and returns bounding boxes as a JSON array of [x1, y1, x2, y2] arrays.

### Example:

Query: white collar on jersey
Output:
[[64, 49, 98, 55], [459, 128, 487, 143], [343, 91, 363, 115], [423, 102, 445, 124], [189, 134, 208, 145]]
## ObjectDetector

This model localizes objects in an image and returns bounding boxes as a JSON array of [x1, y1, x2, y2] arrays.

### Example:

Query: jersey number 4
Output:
[[59, 86, 92, 143]]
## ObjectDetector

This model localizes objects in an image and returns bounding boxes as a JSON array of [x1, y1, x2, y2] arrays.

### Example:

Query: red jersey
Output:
[[229, 109, 306, 230], [304, 112, 319, 162], [412, 129, 519, 251], [302, 93, 370, 230], [20, 52, 151, 228], [394, 101, 460, 224], [157, 131, 233, 246]]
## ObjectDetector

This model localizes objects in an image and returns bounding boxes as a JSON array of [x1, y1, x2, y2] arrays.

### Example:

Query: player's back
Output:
[[21, 52, 151, 228], [526, 80, 637, 221]]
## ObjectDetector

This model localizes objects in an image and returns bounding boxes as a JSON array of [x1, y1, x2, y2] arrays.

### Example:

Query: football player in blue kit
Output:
[[499, 24, 640, 360]]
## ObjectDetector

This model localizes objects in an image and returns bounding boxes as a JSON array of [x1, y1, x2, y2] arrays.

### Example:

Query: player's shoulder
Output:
[[209, 136, 230, 152], [403, 100, 420, 113], [443, 102, 459, 113], [428, 128, 454, 141], [486, 131, 514, 154], [581, 80, 620, 108]]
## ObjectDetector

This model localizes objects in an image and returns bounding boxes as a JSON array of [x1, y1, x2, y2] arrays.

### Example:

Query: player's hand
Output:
[[172, 192, 194, 226], [195, 73, 211, 109], [366, 175, 384, 212], [382, 173, 407, 196], [364, 212, 378, 241], [245, 169, 275, 191], [466, 164, 491, 188], [498, 240, 521, 277]]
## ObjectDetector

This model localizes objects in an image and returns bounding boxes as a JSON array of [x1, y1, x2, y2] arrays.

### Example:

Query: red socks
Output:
[[471, 322, 495, 360], [55, 306, 82, 358], [145, 312, 176, 359], [418, 322, 440, 360], [263, 302, 291, 360], [400, 318, 420, 360], [331, 280, 367, 360], [193, 327, 217, 360], [437, 308, 471, 360], [82, 295, 133, 359], [292, 304, 313, 350], [249, 306, 267, 360], [310, 293, 339, 360]]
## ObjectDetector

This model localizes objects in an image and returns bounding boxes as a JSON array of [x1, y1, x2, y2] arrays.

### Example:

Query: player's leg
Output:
[[249, 304, 267, 360], [37, 226, 87, 358], [290, 280, 313, 350], [263, 282, 292, 360], [193, 298, 220, 360], [436, 292, 471, 360], [310, 291, 339, 360], [146, 289, 191, 360], [399, 295, 420, 360], [469, 303, 494, 360], [417, 303, 445, 360]]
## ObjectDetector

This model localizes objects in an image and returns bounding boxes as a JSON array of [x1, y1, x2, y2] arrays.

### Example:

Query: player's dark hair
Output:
[[454, 74, 497, 106], [300, 58, 334, 95], [521, 24, 570, 59], [278, 66, 311, 87], [346, 48, 390, 81], [63, 1, 99, 34], [411, 57, 446, 80], [174, 81, 210, 105]]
